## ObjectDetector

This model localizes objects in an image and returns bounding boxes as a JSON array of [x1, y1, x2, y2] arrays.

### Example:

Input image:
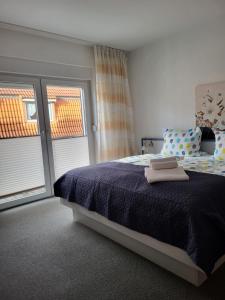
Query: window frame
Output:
[[23, 98, 38, 122], [0, 74, 53, 210]]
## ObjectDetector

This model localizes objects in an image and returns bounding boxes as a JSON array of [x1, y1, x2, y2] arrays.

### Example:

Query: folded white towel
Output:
[[145, 166, 189, 183], [150, 157, 178, 170]]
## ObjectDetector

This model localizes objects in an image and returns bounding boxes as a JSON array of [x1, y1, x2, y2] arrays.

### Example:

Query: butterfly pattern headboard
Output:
[[196, 81, 225, 130]]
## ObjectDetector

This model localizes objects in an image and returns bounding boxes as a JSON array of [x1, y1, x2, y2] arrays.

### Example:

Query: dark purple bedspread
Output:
[[54, 162, 225, 274]]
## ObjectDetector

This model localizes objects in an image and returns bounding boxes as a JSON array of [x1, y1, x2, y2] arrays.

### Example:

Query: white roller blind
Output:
[[53, 137, 89, 179], [0, 137, 45, 197]]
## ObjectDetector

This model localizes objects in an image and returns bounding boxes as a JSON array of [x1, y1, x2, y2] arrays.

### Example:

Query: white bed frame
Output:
[[61, 198, 225, 286]]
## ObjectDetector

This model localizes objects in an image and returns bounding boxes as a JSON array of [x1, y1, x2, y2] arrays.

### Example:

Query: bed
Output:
[[54, 153, 225, 286]]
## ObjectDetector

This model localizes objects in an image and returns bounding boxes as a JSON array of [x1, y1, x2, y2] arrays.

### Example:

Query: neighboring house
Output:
[[0, 87, 84, 138]]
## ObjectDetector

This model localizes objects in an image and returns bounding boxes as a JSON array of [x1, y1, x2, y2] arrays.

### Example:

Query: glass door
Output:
[[41, 79, 93, 180], [0, 75, 93, 210], [0, 75, 52, 210]]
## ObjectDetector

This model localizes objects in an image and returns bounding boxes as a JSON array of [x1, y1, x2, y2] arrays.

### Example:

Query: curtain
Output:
[[94, 45, 135, 162]]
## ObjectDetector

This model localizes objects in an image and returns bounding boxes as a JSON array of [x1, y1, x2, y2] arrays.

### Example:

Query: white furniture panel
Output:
[[61, 199, 225, 287]]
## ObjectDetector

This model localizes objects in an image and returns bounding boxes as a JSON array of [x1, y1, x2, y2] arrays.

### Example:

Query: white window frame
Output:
[[23, 98, 37, 122]]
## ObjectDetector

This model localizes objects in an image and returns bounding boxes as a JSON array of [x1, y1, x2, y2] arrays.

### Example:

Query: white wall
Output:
[[128, 18, 225, 151]]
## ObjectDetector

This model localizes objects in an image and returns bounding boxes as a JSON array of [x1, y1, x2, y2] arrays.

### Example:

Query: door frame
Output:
[[0, 74, 52, 210], [0, 73, 95, 210]]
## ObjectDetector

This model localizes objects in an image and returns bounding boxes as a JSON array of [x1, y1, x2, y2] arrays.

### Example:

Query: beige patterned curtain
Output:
[[94, 45, 135, 162]]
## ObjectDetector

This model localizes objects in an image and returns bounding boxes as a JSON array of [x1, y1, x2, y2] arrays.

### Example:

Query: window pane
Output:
[[0, 83, 39, 138], [0, 81, 46, 204], [46, 86, 85, 138], [26, 102, 37, 121]]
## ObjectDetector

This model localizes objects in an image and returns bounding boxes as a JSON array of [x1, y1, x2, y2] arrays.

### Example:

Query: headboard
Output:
[[142, 138, 215, 155], [200, 127, 215, 141]]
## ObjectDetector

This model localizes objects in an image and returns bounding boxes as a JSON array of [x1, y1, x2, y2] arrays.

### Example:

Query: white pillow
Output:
[[213, 130, 225, 160], [161, 127, 202, 156]]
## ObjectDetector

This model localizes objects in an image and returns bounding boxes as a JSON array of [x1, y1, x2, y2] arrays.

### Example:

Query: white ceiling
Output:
[[0, 0, 225, 50]]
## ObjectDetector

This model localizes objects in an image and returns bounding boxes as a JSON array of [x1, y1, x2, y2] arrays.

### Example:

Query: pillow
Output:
[[161, 127, 202, 156], [213, 130, 225, 160]]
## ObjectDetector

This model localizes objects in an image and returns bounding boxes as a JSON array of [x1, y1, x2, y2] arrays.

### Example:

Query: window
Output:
[[48, 102, 55, 122], [0, 83, 85, 139], [46, 86, 85, 139], [0, 87, 39, 138], [24, 101, 37, 122], [24, 99, 55, 122]]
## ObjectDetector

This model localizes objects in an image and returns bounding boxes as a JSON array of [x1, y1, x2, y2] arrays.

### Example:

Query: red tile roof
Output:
[[0, 87, 83, 139], [0, 97, 38, 138], [0, 86, 81, 98]]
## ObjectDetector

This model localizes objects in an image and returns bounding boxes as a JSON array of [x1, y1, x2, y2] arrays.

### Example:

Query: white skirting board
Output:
[[60, 198, 225, 286]]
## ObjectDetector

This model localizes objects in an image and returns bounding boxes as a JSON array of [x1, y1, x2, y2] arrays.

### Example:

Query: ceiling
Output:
[[0, 0, 225, 50]]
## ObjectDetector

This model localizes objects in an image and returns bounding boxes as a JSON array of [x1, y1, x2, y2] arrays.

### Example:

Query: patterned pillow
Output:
[[213, 130, 225, 160], [161, 127, 202, 156]]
